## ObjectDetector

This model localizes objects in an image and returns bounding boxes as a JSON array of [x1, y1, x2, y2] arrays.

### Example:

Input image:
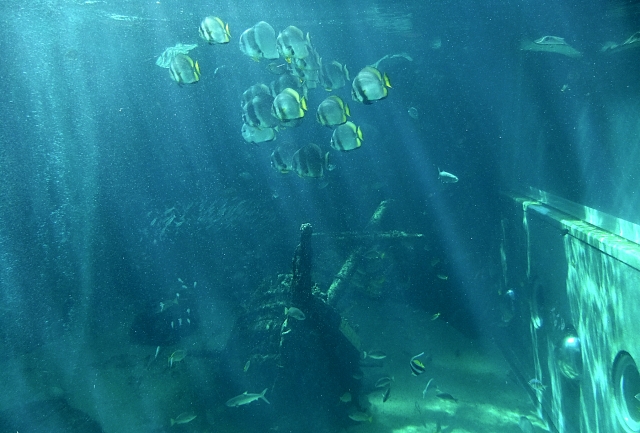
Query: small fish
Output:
[[410, 352, 426, 376], [171, 412, 197, 426], [375, 376, 394, 388], [150, 217, 157, 226], [272, 87, 307, 121], [436, 392, 458, 402], [339, 392, 352, 403], [382, 386, 391, 403], [352, 370, 364, 380], [438, 167, 458, 183], [199, 16, 231, 45], [331, 121, 363, 151], [241, 123, 276, 143], [423, 378, 434, 398], [437, 274, 448, 280], [168, 349, 187, 368], [276, 25, 309, 61], [528, 378, 546, 392], [243, 360, 251, 372], [348, 411, 372, 422], [239, 21, 279, 60], [316, 95, 350, 127], [363, 350, 387, 360], [270, 148, 290, 174], [154, 346, 160, 359], [159, 298, 178, 313], [431, 313, 441, 321], [169, 54, 200, 85], [518, 416, 534, 433], [321, 60, 350, 91], [284, 306, 306, 320], [225, 388, 270, 407], [291, 143, 326, 178], [351, 66, 391, 104]]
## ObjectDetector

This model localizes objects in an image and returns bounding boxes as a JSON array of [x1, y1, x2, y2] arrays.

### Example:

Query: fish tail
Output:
[[383, 72, 392, 88], [260, 388, 270, 404], [170, 419, 175, 426]]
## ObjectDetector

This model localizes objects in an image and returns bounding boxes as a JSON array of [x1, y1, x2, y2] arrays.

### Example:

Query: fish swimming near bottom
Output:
[[348, 411, 372, 422], [171, 412, 197, 426], [438, 167, 458, 183], [436, 392, 458, 403], [225, 388, 270, 407], [168, 350, 187, 368], [284, 306, 306, 320]]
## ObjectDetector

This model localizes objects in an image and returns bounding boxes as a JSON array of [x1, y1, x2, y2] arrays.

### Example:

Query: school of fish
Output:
[[156, 17, 406, 184]]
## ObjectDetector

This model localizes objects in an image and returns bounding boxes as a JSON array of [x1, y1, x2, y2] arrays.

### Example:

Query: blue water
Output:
[[1, 0, 639, 431]]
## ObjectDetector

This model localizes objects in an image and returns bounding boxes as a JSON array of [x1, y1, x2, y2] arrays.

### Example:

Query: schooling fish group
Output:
[[156, 17, 401, 182]]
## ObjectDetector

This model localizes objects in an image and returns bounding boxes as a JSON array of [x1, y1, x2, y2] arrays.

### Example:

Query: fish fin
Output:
[[383, 72, 392, 88], [260, 388, 270, 404], [225, 22, 230, 38], [344, 64, 350, 80], [356, 126, 363, 140], [345, 103, 351, 117], [170, 419, 175, 426], [301, 97, 308, 111]]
